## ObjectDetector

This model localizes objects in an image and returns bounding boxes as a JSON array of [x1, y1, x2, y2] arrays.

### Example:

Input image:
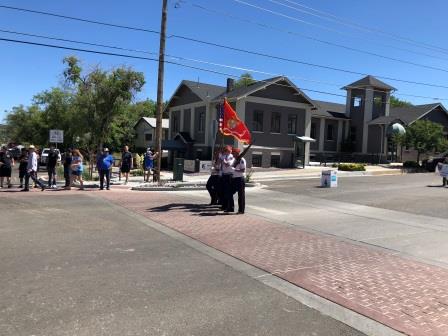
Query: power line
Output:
[[0, 4, 160, 35], [229, 0, 448, 74], [1, 35, 446, 103], [2, 4, 448, 90], [276, 0, 448, 55], [0, 36, 348, 99], [191, 2, 448, 63]]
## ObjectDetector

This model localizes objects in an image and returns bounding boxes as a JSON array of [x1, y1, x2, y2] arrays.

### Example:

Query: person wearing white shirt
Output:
[[232, 148, 246, 214], [221, 145, 235, 212], [22, 145, 45, 191]]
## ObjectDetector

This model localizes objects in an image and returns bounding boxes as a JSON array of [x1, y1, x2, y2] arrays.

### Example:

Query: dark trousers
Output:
[[221, 174, 234, 211], [444, 177, 447, 186], [64, 168, 70, 187], [206, 175, 220, 204], [99, 169, 111, 189], [232, 177, 246, 213], [47, 165, 56, 186], [24, 171, 44, 190]]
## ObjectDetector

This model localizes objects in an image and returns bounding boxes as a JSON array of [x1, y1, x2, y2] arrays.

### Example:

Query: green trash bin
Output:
[[173, 158, 184, 181]]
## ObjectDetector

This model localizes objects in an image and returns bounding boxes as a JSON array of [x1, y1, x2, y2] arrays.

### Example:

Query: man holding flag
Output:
[[217, 99, 252, 213]]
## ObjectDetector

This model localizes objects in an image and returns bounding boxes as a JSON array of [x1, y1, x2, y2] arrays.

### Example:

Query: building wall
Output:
[[324, 119, 339, 152], [193, 106, 206, 144], [349, 89, 366, 153], [310, 118, 321, 151], [134, 121, 154, 149], [245, 102, 306, 148], [183, 109, 191, 132], [367, 125, 383, 153]]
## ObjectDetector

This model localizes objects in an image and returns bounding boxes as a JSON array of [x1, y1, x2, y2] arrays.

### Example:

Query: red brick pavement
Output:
[[4, 189, 448, 335]]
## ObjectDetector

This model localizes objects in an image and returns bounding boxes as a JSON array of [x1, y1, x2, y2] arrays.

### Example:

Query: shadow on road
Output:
[[147, 203, 227, 216]]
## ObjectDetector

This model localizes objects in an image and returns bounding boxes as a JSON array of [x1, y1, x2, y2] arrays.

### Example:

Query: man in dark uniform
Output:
[[0, 146, 14, 188], [120, 145, 133, 185], [206, 150, 221, 205], [46, 145, 60, 188], [62, 148, 72, 189]]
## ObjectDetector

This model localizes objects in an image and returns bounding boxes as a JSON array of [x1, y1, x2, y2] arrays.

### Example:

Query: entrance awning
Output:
[[295, 136, 316, 143]]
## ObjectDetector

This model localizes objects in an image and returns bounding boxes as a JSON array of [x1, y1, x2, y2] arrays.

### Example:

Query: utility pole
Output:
[[154, 0, 168, 183]]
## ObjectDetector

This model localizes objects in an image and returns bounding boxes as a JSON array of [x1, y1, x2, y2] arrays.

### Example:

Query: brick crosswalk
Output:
[[97, 190, 448, 336]]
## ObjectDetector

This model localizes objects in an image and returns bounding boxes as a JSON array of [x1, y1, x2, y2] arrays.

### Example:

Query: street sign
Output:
[[49, 130, 64, 143]]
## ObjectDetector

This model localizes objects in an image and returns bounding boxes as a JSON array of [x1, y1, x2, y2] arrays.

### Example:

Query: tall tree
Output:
[[63, 56, 145, 151], [405, 120, 444, 163]]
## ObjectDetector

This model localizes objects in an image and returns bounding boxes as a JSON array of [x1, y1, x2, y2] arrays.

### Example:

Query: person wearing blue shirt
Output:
[[97, 148, 114, 190], [143, 148, 158, 182]]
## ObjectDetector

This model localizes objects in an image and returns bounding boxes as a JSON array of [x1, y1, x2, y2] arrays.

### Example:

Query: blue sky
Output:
[[1, 0, 448, 122]]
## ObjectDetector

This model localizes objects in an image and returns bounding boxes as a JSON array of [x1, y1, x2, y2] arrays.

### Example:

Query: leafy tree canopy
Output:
[[234, 72, 256, 88], [390, 95, 413, 108]]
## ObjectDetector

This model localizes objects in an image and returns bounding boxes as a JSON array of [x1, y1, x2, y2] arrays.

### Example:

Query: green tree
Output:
[[63, 56, 145, 150], [405, 120, 444, 163], [109, 99, 156, 149], [234, 72, 256, 88], [390, 95, 413, 108]]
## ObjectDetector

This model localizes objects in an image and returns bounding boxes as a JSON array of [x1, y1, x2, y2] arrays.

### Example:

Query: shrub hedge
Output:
[[337, 163, 366, 171]]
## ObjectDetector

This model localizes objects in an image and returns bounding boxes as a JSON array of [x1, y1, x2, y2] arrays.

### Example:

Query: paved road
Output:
[[264, 173, 446, 218], [0, 192, 363, 336]]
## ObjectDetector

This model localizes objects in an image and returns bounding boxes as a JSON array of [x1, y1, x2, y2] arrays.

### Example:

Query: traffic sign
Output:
[[49, 129, 64, 143]]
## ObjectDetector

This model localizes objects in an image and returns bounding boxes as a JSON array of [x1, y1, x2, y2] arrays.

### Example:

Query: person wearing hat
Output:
[[143, 148, 158, 182], [0, 145, 14, 188], [96, 147, 114, 190], [22, 145, 45, 191], [232, 147, 246, 214]]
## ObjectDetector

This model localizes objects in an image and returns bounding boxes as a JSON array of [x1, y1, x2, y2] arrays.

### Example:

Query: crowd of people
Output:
[[206, 145, 247, 214], [0, 145, 158, 191]]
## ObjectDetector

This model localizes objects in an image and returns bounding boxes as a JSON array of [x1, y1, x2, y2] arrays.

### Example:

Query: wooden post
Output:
[[154, 0, 168, 183]]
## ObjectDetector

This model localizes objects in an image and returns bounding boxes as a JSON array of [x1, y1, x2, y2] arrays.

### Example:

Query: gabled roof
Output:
[[389, 103, 444, 124], [174, 132, 194, 144], [214, 76, 317, 107], [312, 100, 349, 119], [134, 117, 169, 129], [368, 116, 404, 125], [165, 80, 226, 111], [343, 75, 396, 91], [182, 80, 226, 101]]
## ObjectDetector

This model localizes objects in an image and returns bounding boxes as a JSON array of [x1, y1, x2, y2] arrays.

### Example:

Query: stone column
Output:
[[337, 119, 343, 152], [318, 118, 325, 152], [304, 108, 312, 165], [362, 88, 374, 153]]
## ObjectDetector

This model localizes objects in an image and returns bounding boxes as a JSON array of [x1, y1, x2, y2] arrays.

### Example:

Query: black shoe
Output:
[[237, 211, 245, 214], [100, 188, 104, 190], [7, 184, 12, 188], [21, 189, 29, 192], [41, 186, 45, 191], [106, 187, 110, 190]]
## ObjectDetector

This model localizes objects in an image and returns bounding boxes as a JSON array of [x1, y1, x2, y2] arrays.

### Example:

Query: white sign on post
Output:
[[49, 130, 64, 143]]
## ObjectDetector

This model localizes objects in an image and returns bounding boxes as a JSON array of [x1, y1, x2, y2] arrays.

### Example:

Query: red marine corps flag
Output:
[[218, 99, 252, 144]]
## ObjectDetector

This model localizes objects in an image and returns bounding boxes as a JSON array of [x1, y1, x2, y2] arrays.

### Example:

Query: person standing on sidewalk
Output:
[[97, 148, 114, 190], [62, 148, 72, 189], [0, 146, 14, 188], [70, 149, 84, 190], [46, 145, 60, 189], [231, 148, 246, 214], [22, 145, 45, 192], [120, 146, 133, 185], [143, 148, 157, 182], [18, 148, 28, 189], [221, 145, 235, 213]]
